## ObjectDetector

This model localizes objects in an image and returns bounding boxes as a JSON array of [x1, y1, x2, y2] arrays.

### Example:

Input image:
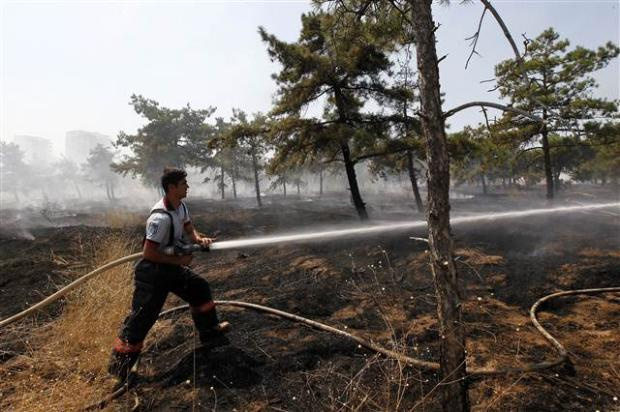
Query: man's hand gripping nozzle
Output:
[[162, 243, 211, 256]]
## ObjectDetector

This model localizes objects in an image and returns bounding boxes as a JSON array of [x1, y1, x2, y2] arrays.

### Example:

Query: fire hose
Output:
[[0, 246, 619, 405]]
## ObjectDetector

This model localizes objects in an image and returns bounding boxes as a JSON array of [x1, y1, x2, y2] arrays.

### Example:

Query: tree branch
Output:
[[517, 140, 619, 159], [443, 101, 542, 122], [353, 146, 410, 164], [479, 0, 551, 114], [481, 106, 495, 138], [465, 5, 488, 69], [387, 0, 413, 25], [479, 0, 526, 79]]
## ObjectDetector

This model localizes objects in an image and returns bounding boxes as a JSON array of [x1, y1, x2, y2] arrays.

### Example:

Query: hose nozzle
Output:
[[162, 243, 209, 256]]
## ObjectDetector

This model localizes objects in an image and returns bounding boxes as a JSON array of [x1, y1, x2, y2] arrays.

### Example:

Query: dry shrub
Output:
[[0, 232, 137, 411], [323, 355, 431, 411]]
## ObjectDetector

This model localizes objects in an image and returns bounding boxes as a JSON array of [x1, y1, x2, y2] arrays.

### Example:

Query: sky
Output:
[[1, 0, 618, 158]]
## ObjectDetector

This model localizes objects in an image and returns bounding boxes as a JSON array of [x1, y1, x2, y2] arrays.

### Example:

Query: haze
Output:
[[2, 1, 618, 157]]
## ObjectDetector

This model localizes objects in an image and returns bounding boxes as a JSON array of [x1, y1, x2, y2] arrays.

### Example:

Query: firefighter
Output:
[[108, 167, 230, 382]]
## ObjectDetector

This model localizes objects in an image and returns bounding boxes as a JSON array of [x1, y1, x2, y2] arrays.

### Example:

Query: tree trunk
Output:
[[282, 181, 287, 198], [105, 182, 111, 200], [541, 129, 554, 199], [341, 143, 368, 220], [220, 167, 225, 200], [232, 173, 237, 199], [410, 1, 469, 411], [251, 146, 262, 207], [541, 104, 554, 199], [481, 173, 487, 195], [296, 181, 300, 197], [407, 150, 424, 213], [110, 182, 116, 199], [319, 168, 324, 197], [333, 87, 368, 220]]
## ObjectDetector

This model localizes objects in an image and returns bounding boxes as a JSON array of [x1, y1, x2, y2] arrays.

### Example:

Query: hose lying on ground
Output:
[[1, 253, 619, 405], [89, 288, 620, 410], [160, 287, 620, 377], [0, 252, 143, 329]]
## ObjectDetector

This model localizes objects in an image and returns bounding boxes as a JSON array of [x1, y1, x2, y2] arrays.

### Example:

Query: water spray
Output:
[[209, 202, 620, 250]]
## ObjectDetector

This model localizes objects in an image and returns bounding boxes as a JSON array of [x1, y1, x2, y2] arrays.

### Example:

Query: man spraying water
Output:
[[108, 167, 230, 385]]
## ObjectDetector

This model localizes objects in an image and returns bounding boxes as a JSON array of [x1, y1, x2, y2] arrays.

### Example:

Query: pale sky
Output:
[[2, 0, 618, 157]]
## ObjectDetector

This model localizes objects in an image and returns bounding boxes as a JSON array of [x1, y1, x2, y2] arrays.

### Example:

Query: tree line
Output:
[[0, 141, 119, 202], [5, 16, 614, 211], [107, 21, 617, 213]]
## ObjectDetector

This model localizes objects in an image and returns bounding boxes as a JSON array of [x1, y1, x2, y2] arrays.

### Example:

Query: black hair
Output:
[[161, 167, 187, 193]]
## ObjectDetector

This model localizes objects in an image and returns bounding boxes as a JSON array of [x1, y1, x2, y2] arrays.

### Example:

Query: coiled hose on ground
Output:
[[0, 253, 618, 408]]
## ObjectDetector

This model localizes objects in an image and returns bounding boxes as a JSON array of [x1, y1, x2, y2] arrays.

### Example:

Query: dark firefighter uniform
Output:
[[108, 197, 227, 380]]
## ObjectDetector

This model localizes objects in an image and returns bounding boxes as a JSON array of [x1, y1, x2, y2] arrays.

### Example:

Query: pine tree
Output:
[[260, 11, 400, 219], [572, 122, 620, 185], [224, 110, 271, 207], [113, 94, 216, 188], [0, 142, 28, 202], [84, 144, 119, 200], [494, 28, 618, 198], [55, 157, 83, 199]]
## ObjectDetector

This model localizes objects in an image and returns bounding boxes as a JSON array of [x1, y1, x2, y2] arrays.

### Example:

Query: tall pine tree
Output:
[[494, 28, 618, 198]]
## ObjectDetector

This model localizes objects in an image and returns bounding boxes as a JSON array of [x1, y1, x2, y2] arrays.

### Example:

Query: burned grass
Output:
[[0, 224, 140, 410], [0, 195, 619, 411]]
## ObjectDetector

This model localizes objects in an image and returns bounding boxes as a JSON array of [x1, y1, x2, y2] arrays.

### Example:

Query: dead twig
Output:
[[465, 5, 488, 69]]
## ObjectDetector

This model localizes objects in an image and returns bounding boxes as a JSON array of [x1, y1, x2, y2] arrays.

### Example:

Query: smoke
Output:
[[0, 212, 37, 240]]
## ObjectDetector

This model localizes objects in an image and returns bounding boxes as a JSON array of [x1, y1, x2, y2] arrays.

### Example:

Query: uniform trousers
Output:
[[109, 259, 219, 376]]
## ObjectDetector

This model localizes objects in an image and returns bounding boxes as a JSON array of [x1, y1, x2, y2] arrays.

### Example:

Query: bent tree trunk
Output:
[[333, 86, 368, 220], [251, 146, 262, 207], [341, 143, 368, 220], [410, 1, 469, 411], [407, 150, 424, 213]]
